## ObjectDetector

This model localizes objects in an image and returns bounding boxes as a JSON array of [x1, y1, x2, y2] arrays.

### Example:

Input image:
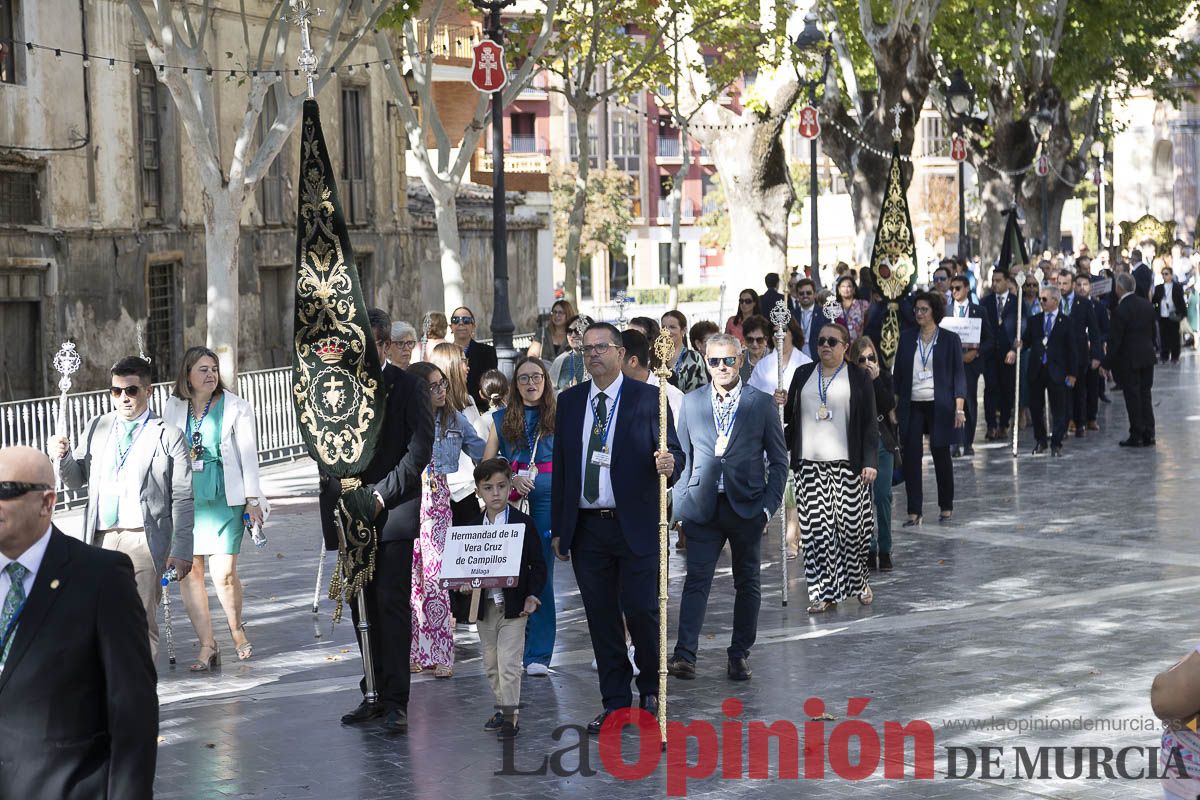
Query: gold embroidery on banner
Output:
[[292, 116, 379, 469], [870, 147, 918, 367]]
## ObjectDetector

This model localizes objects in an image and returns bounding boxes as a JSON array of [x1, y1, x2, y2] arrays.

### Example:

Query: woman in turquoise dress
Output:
[[484, 356, 557, 676], [165, 347, 266, 672]]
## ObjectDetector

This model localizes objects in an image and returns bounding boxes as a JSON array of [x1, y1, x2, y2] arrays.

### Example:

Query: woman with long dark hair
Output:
[[529, 298, 576, 362], [848, 335, 899, 571], [483, 356, 558, 675], [725, 289, 761, 342], [662, 310, 709, 392]]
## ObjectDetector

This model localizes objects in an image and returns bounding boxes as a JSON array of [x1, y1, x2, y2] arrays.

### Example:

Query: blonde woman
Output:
[[163, 347, 266, 670]]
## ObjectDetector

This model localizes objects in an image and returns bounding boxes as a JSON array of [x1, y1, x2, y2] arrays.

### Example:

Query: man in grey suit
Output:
[[50, 356, 194, 660], [667, 334, 788, 682]]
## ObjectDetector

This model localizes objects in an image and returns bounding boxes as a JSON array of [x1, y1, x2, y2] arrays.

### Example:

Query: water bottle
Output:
[[161, 566, 179, 587], [245, 513, 267, 548]]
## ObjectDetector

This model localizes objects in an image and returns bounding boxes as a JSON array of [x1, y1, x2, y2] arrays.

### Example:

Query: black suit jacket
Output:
[[1025, 310, 1081, 385], [1152, 281, 1187, 320], [783, 361, 879, 474], [320, 363, 434, 547], [466, 339, 499, 412], [1132, 263, 1153, 300], [1104, 294, 1158, 372], [470, 506, 547, 620], [550, 377, 684, 557], [893, 328, 968, 448], [1063, 293, 1103, 363], [980, 291, 1018, 353], [0, 528, 157, 800]]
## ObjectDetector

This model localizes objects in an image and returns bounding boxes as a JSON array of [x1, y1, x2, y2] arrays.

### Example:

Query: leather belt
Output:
[[579, 508, 617, 519]]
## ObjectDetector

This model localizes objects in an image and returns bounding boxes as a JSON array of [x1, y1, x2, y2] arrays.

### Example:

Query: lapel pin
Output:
[[50, 579, 60, 590]]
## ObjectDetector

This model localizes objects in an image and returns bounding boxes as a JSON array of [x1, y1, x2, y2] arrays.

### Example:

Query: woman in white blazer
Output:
[[163, 347, 268, 671]]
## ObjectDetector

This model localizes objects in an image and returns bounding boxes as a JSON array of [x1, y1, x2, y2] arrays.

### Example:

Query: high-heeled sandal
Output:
[[902, 515, 922, 527], [230, 623, 252, 661], [939, 511, 953, 524], [434, 664, 454, 678], [858, 586, 874, 605], [806, 600, 836, 614], [190, 643, 221, 672]]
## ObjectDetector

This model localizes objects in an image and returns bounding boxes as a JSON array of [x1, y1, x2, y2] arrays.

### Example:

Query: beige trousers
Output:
[[476, 608, 527, 717], [100, 529, 160, 662]]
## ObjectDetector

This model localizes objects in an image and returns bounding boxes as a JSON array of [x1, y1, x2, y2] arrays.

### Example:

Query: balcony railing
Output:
[[657, 137, 681, 158], [510, 134, 543, 154], [413, 20, 478, 61]]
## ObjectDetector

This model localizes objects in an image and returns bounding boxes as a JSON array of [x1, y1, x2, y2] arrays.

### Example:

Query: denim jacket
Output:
[[429, 410, 486, 476]]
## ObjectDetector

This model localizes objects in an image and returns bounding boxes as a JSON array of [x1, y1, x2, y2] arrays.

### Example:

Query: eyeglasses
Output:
[[707, 356, 738, 367], [797, 290, 814, 297], [551, 309, 566, 316], [858, 355, 877, 364], [427, 379, 449, 394], [914, 306, 932, 315], [395, 340, 418, 350], [744, 335, 767, 344], [516, 373, 545, 386], [110, 385, 143, 398], [0, 481, 52, 501], [451, 316, 475, 325], [581, 343, 615, 356], [932, 275, 948, 283], [816, 337, 846, 347]]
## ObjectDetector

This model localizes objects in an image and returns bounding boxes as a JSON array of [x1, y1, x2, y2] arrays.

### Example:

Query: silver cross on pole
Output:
[[822, 293, 842, 323], [286, 0, 323, 99], [768, 298, 792, 607], [614, 291, 630, 331], [890, 102, 905, 142], [51, 342, 81, 486], [135, 320, 151, 364], [571, 313, 592, 384]]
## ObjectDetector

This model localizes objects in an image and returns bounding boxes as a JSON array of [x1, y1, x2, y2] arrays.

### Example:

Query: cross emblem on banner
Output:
[[471, 40, 509, 93]]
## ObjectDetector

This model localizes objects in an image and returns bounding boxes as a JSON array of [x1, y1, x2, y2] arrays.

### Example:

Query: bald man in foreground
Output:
[[0, 447, 158, 799]]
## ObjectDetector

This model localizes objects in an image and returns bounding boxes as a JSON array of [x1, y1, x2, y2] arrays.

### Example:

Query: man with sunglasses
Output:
[[667, 334, 787, 683], [450, 305, 498, 412], [947, 275, 994, 457], [50, 356, 193, 661], [0, 447, 158, 799], [789, 277, 821, 361]]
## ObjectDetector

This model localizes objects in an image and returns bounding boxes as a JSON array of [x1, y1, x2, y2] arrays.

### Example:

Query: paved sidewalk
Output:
[[133, 358, 1200, 799]]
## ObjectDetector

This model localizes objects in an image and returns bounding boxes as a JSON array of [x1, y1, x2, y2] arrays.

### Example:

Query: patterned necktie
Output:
[[100, 420, 138, 529], [1042, 314, 1053, 364], [0, 562, 29, 672], [583, 392, 608, 503]]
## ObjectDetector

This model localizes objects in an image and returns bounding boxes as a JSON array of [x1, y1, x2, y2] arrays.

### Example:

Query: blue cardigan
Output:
[[893, 327, 968, 448]]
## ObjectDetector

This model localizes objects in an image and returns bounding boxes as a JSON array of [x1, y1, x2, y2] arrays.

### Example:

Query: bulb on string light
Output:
[[108, 59, 115, 71], [383, 60, 391, 69], [55, 48, 62, 60], [347, 64, 353, 73], [132, 64, 140, 75], [82, 58, 90, 69], [25, 42, 33, 53], [206, 67, 213, 82], [182, 67, 189, 75]]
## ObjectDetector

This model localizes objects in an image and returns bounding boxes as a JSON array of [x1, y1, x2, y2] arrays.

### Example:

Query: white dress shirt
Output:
[[579, 373, 624, 509], [747, 347, 812, 395], [911, 336, 936, 402], [0, 525, 51, 602], [954, 301, 970, 318], [104, 408, 152, 530], [1161, 285, 1175, 318]]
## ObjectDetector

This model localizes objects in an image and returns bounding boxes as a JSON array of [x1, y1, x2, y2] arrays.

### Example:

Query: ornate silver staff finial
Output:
[[286, 0, 324, 99], [53, 341, 81, 395], [135, 320, 151, 363], [1013, 270, 1027, 288], [769, 298, 791, 341], [614, 291, 630, 330], [571, 313, 592, 339], [890, 101, 905, 142], [1033, 267, 1045, 286], [821, 293, 842, 323], [420, 312, 433, 360]]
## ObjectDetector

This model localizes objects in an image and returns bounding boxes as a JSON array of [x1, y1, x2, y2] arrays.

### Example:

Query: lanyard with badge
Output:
[[917, 331, 937, 383], [115, 419, 148, 475], [712, 387, 740, 455], [522, 419, 542, 482], [816, 362, 845, 421], [187, 396, 214, 473], [590, 384, 622, 469], [485, 506, 509, 605]]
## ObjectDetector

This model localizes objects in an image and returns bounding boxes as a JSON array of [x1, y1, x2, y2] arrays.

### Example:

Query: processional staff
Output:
[[768, 299, 792, 607], [571, 313, 591, 385], [651, 327, 675, 747], [614, 291, 630, 331], [50, 342, 81, 487]]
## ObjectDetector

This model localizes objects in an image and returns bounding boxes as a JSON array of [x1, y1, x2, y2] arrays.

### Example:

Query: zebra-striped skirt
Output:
[[796, 459, 874, 604]]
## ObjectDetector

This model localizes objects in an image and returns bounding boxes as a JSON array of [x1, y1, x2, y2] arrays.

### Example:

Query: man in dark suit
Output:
[[789, 278, 821, 361], [980, 269, 1019, 440], [1074, 273, 1109, 425], [947, 274, 994, 456], [667, 334, 787, 683], [1131, 249, 1153, 300], [323, 308, 433, 733], [550, 323, 683, 733], [450, 305, 499, 412], [1057, 269, 1103, 437], [1152, 265, 1188, 364], [0, 447, 157, 799], [1022, 286, 1081, 456], [759, 272, 784, 319], [1104, 273, 1158, 446]]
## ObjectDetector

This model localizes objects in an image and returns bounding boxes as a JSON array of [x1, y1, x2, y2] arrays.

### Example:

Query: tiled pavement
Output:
[[57, 356, 1199, 799]]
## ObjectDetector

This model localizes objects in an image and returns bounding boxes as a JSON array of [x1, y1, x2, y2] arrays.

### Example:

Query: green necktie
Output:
[[583, 392, 608, 503], [1064, 296, 1071, 315], [100, 420, 138, 529], [0, 562, 29, 672]]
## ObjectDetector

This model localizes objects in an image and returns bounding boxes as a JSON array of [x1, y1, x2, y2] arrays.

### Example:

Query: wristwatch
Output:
[[246, 498, 261, 507]]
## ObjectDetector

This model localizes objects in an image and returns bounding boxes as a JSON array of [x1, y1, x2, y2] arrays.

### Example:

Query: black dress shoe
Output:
[[1051, 446, 1062, 457], [951, 446, 963, 458], [727, 657, 752, 681], [497, 719, 520, 739], [640, 695, 660, 717], [985, 428, 997, 441], [341, 700, 386, 725], [1074, 428, 1085, 438], [963, 446, 975, 456], [1144, 437, 1157, 446], [381, 708, 408, 734], [1031, 442, 1048, 455], [667, 656, 696, 680], [1118, 438, 1143, 447], [483, 711, 505, 732], [879, 553, 894, 571], [866, 551, 878, 571], [587, 710, 614, 734]]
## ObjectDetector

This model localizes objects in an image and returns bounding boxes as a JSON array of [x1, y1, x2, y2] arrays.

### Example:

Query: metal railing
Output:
[[510, 134, 543, 154], [657, 136, 681, 158]]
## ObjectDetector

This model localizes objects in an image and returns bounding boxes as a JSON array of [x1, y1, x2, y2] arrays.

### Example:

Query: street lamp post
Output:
[[1092, 139, 1106, 251], [946, 67, 974, 259], [794, 14, 831, 290], [473, 0, 518, 375], [1031, 113, 1052, 255]]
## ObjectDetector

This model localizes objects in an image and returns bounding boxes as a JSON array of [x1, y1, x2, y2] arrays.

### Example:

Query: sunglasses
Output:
[[110, 385, 143, 398], [745, 335, 767, 344], [427, 379, 449, 393], [932, 276, 948, 283], [858, 355, 877, 364], [451, 316, 475, 325], [516, 373, 545, 386], [707, 356, 738, 367], [740, 298, 755, 304], [0, 481, 52, 501], [797, 290, 814, 297], [816, 337, 846, 347]]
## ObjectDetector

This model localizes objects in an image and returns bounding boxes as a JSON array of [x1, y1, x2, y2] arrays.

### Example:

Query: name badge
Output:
[[815, 404, 833, 422], [917, 370, 932, 382], [714, 434, 729, 456], [520, 467, 537, 481], [590, 450, 612, 468], [191, 460, 205, 473]]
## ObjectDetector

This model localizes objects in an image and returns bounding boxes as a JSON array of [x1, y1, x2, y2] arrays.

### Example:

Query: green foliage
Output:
[[631, 285, 721, 302], [550, 163, 634, 260]]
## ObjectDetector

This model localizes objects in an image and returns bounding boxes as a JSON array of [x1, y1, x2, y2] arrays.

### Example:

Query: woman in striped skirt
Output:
[[784, 322, 880, 613]]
